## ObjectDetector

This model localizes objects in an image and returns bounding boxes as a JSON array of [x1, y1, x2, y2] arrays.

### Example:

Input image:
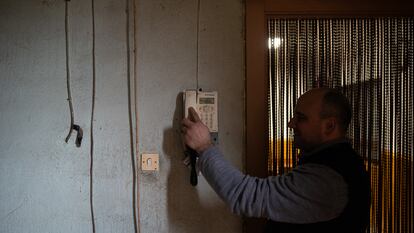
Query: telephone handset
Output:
[[183, 89, 219, 186], [184, 90, 218, 133]]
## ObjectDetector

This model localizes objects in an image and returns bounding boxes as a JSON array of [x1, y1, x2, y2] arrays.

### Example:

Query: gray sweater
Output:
[[198, 146, 348, 224]]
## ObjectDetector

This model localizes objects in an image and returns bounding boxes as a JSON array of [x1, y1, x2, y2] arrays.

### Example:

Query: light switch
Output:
[[141, 153, 159, 171]]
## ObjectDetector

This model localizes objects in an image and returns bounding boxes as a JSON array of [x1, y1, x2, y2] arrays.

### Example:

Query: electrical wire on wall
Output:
[[64, 0, 95, 231], [126, 0, 139, 232], [64, 0, 83, 148], [195, 0, 201, 89], [89, 0, 96, 231], [133, 0, 141, 230]]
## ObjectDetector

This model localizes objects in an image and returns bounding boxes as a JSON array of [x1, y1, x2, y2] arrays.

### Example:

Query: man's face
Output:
[[288, 91, 325, 152]]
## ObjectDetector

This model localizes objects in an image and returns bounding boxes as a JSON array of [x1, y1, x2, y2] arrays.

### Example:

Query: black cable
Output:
[[64, 0, 74, 144], [90, 0, 96, 231], [125, 0, 139, 231], [195, 0, 200, 89], [64, 0, 83, 148]]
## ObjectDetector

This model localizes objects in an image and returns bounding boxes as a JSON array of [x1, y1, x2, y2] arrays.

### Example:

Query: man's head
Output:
[[288, 88, 352, 152]]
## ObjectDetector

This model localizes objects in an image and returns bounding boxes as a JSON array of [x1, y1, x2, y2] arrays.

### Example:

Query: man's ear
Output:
[[324, 117, 336, 134]]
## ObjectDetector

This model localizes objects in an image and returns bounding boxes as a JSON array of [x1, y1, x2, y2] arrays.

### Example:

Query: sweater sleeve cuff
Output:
[[198, 145, 220, 161]]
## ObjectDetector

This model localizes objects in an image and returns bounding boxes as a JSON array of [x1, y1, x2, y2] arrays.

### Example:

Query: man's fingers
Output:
[[188, 107, 201, 122], [182, 118, 194, 128]]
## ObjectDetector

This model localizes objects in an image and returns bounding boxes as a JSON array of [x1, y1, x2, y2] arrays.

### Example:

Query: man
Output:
[[181, 88, 370, 233]]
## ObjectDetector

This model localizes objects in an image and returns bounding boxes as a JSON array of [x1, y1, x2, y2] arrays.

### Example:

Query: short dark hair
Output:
[[320, 89, 352, 132]]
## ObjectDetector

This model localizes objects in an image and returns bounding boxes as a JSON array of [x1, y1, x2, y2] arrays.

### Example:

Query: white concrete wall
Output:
[[136, 0, 244, 232], [0, 0, 245, 232]]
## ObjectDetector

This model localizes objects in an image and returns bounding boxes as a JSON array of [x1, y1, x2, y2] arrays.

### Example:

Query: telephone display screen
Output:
[[199, 97, 215, 104]]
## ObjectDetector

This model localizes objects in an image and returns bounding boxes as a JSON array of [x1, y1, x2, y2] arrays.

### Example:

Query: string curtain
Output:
[[268, 18, 413, 233]]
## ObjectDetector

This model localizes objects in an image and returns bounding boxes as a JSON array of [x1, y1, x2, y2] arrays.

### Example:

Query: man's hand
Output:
[[181, 107, 212, 154]]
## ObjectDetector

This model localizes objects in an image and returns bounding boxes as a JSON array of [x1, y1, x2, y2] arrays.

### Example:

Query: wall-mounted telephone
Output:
[[183, 89, 218, 133], [183, 89, 218, 186]]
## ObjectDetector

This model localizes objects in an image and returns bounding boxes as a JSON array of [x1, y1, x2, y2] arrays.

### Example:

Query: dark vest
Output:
[[265, 142, 370, 233]]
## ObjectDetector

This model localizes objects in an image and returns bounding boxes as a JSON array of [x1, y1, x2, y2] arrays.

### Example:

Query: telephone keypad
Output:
[[198, 105, 215, 130]]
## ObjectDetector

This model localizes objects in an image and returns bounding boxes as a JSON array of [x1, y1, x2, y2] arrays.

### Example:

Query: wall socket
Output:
[[141, 153, 159, 171]]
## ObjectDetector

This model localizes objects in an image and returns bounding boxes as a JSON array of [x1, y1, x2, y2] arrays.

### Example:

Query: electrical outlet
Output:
[[141, 153, 159, 171]]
